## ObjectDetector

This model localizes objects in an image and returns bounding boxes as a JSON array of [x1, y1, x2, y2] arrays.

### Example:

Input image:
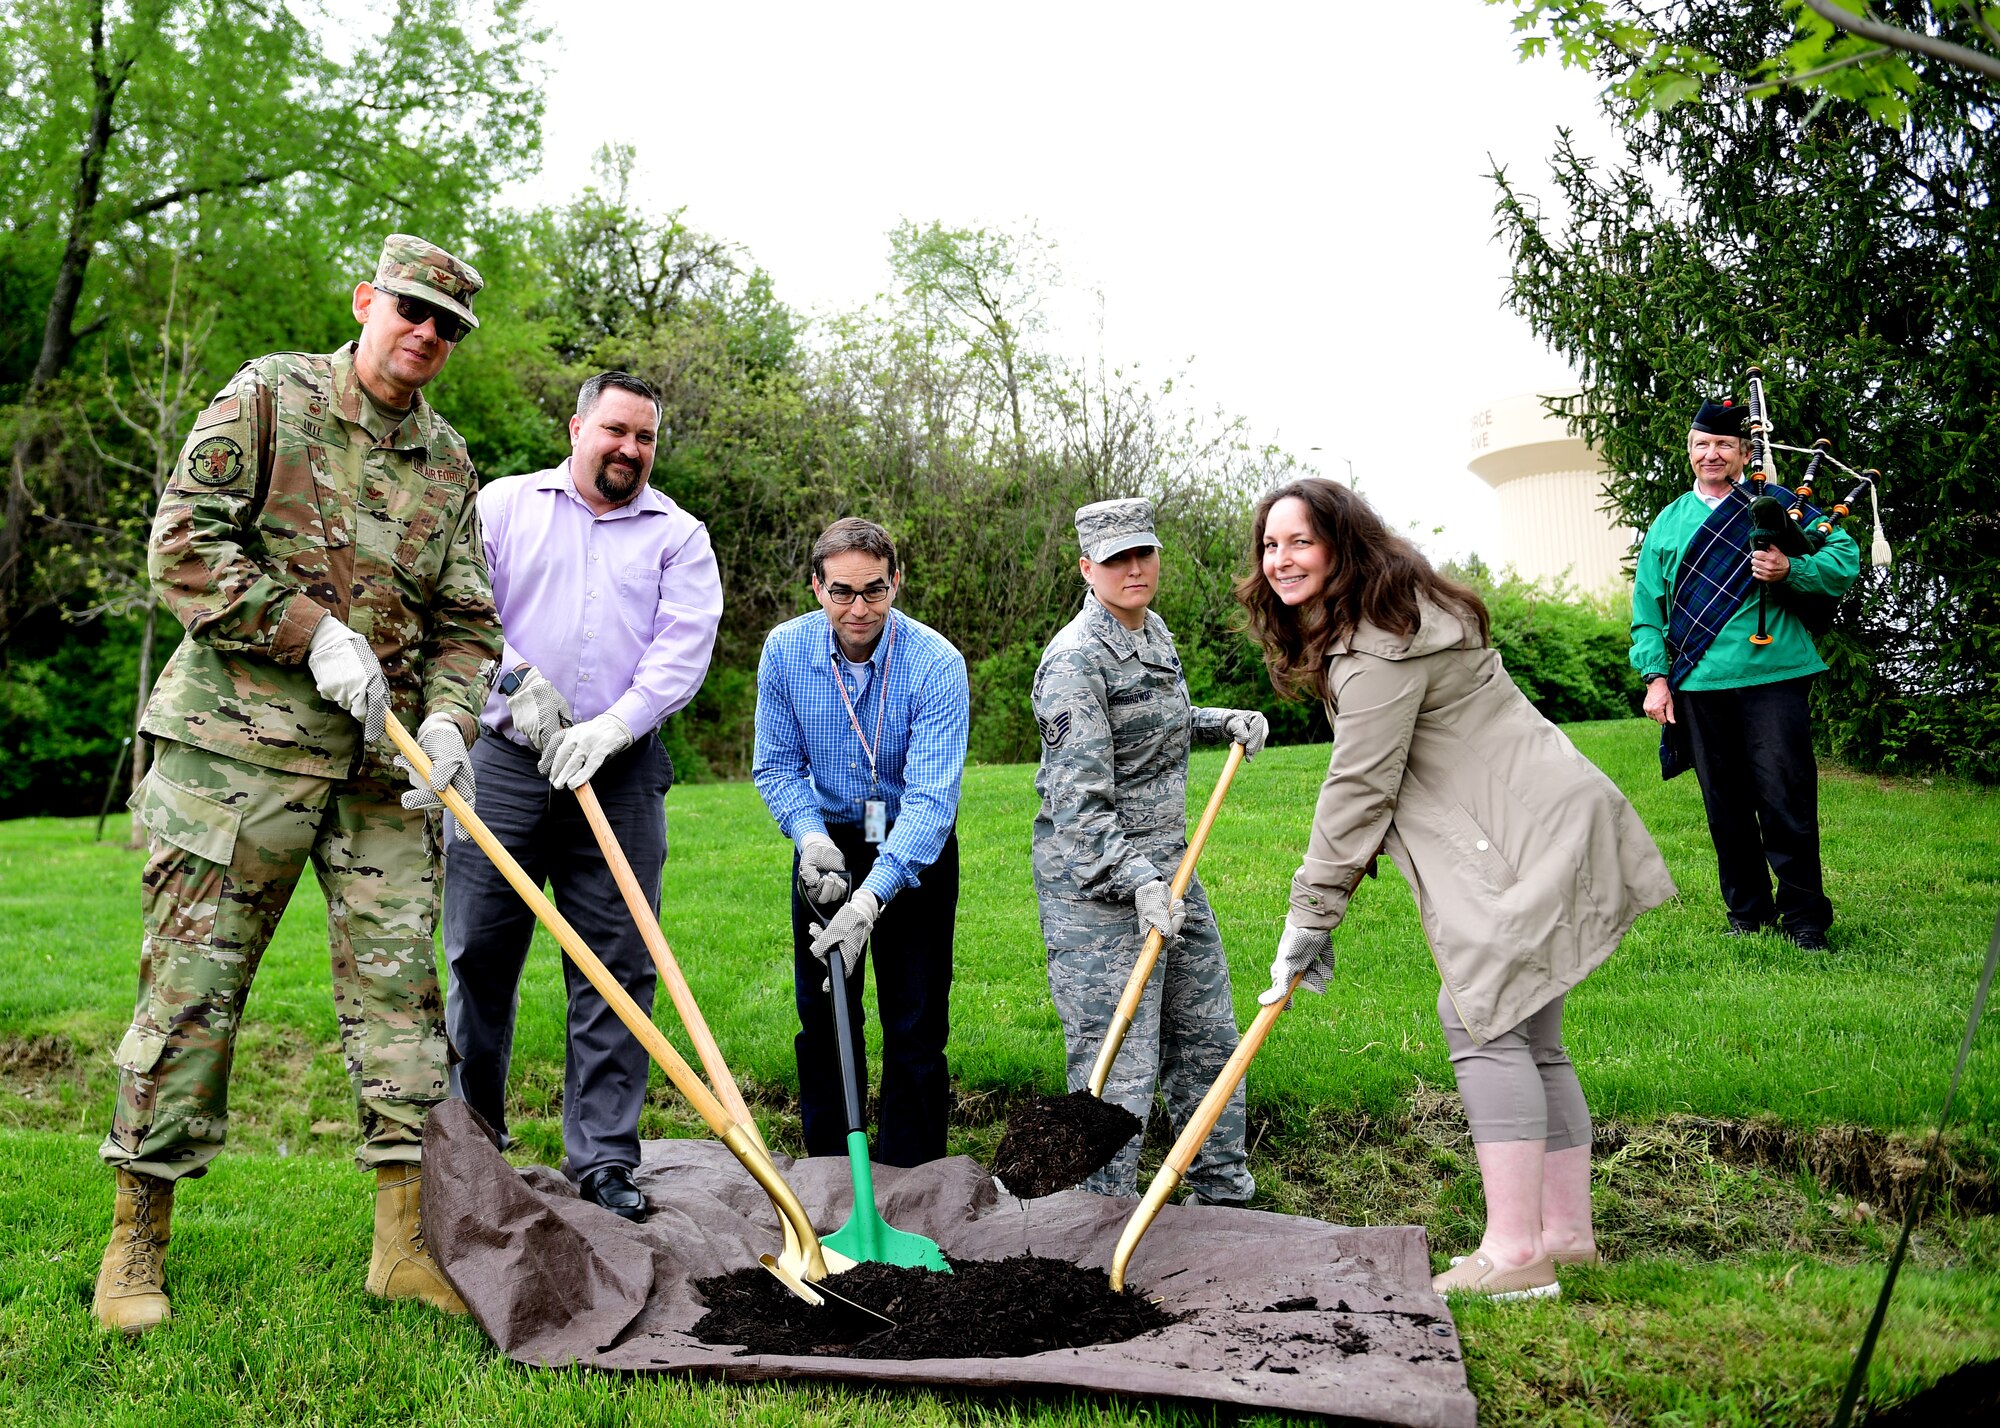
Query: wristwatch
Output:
[[497, 666, 530, 696]]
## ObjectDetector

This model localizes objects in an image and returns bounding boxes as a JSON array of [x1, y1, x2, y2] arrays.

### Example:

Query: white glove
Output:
[[395, 712, 475, 839], [1222, 710, 1269, 759], [538, 712, 633, 790], [796, 833, 849, 908], [504, 667, 571, 752], [809, 889, 881, 986], [307, 615, 388, 744], [1133, 879, 1187, 943], [1259, 919, 1336, 1005]]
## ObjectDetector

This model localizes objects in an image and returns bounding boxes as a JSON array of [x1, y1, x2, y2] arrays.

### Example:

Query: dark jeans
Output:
[[792, 825, 957, 1167], [442, 732, 672, 1177], [1680, 676, 1833, 934]]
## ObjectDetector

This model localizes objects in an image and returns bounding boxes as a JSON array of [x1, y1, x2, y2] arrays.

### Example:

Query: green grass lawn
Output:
[[1, 718, 1996, 1425]]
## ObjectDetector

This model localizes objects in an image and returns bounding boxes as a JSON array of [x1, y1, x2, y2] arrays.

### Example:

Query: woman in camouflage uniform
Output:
[[1030, 498, 1268, 1202]]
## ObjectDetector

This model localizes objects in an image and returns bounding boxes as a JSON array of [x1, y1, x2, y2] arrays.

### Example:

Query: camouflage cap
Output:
[[371, 233, 483, 331], [1075, 497, 1160, 562]]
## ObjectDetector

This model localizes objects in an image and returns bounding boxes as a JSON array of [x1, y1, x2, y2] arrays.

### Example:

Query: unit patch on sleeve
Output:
[[187, 435, 246, 487], [1037, 710, 1072, 749]]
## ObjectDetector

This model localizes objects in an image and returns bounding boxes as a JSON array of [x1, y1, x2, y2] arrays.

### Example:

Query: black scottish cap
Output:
[[1691, 397, 1747, 438]]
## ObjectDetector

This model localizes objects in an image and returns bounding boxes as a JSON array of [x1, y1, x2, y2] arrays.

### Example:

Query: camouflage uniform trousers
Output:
[[100, 738, 448, 1181], [1040, 869, 1255, 1201]]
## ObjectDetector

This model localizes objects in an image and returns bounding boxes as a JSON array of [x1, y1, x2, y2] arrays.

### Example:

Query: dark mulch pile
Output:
[[989, 1090, 1144, 1198], [692, 1254, 1177, 1360], [1867, 1357, 2000, 1425]]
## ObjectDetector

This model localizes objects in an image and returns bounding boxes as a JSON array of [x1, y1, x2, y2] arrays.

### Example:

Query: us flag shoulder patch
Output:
[[1038, 710, 1072, 749]]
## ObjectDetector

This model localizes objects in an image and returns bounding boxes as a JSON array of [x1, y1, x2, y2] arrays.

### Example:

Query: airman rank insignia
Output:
[[187, 435, 245, 487], [1038, 710, 1072, 749]]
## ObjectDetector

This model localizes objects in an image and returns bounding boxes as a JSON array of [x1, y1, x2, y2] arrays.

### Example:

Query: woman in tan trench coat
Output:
[[1238, 479, 1675, 1301]]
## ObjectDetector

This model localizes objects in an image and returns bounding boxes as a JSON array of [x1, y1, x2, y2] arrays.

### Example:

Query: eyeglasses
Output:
[[390, 292, 472, 344], [822, 581, 894, 606]]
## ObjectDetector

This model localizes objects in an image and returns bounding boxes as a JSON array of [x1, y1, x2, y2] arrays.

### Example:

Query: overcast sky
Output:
[[507, 1, 1623, 562]]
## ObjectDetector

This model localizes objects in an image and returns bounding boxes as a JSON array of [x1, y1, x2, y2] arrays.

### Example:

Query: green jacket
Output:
[[1629, 486, 1860, 692], [142, 344, 499, 779]]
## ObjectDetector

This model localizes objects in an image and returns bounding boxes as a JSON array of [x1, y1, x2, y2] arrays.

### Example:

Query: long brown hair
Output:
[[1234, 478, 1490, 701]]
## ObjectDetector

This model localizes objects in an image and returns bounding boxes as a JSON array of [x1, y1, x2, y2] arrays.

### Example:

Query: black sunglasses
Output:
[[389, 292, 472, 344]]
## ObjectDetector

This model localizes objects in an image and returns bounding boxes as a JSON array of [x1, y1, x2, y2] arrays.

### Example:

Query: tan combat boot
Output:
[[93, 1168, 174, 1333], [365, 1166, 467, 1315]]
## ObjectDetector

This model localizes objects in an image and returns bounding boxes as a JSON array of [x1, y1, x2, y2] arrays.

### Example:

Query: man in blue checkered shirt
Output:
[[752, 517, 970, 1165]]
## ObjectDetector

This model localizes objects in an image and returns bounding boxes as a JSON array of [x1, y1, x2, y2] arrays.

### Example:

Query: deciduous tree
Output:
[[0, 0, 547, 638]]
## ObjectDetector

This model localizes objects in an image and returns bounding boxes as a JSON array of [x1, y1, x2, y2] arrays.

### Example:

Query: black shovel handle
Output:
[[802, 870, 867, 1136]]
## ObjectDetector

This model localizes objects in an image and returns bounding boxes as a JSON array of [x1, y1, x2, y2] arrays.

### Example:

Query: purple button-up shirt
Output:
[[477, 460, 723, 747]]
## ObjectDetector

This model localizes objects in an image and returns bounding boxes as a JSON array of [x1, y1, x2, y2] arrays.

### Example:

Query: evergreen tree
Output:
[[1493, 1, 1999, 777]]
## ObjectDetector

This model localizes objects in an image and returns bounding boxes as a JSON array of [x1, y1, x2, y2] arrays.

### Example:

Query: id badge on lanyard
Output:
[[835, 620, 896, 845]]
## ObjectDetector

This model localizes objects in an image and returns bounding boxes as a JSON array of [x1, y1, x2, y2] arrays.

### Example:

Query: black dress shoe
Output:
[[578, 1164, 649, 1223], [1785, 926, 1831, 952], [1724, 917, 1776, 937]]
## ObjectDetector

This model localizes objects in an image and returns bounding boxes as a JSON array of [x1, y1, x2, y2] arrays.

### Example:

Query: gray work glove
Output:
[[796, 833, 849, 908], [808, 888, 881, 988], [1221, 709, 1270, 759], [539, 711, 633, 790], [1260, 918, 1336, 1005], [504, 666, 571, 752], [1133, 879, 1187, 944], [306, 614, 389, 744], [396, 712, 475, 840]]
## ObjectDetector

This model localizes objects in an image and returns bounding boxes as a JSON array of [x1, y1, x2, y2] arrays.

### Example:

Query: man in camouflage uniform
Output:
[[92, 235, 501, 1334], [1031, 498, 1267, 1203]]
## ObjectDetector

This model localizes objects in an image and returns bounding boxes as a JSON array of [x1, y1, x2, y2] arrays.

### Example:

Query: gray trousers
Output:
[[442, 732, 671, 1177], [1041, 874, 1255, 1202], [1436, 986, 1591, 1150]]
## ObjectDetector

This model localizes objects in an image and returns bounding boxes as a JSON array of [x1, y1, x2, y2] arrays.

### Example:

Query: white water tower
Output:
[[1467, 391, 1636, 593]]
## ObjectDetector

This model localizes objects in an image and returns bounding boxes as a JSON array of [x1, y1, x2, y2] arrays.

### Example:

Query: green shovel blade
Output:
[[821, 1130, 951, 1273]]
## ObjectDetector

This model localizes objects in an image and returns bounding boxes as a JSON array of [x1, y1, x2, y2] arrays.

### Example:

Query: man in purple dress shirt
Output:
[[441, 371, 722, 1221]]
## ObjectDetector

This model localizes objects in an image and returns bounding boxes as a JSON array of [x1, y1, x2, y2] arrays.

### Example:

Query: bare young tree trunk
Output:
[[2, 0, 126, 642], [71, 253, 212, 844]]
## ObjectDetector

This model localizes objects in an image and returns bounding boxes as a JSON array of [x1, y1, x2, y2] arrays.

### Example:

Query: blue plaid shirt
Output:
[[752, 608, 970, 905]]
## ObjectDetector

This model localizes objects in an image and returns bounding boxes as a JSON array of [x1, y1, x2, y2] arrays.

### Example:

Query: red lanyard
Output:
[[832, 614, 896, 794]]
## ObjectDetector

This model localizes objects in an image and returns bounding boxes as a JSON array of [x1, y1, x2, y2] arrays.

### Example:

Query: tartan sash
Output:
[[1666, 486, 1755, 689], [1664, 481, 1824, 689]]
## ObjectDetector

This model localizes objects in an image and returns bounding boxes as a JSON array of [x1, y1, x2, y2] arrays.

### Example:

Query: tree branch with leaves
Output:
[[1495, 1, 1998, 120]]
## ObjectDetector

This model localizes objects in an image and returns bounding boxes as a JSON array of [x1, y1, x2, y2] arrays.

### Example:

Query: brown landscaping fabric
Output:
[[421, 1099, 1476, 1426]]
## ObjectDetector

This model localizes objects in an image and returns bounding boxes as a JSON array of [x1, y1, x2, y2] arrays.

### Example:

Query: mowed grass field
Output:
[[1, 717, 1996, 1425]]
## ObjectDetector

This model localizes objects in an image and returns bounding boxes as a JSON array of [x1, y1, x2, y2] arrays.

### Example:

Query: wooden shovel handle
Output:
[[384, 714, 732, 1137], [1108, 969, 1306, 1291], [1087, 741, 1247, 1097], [573, 782, 766, 1151], [1165, 972, 1297, 1178]]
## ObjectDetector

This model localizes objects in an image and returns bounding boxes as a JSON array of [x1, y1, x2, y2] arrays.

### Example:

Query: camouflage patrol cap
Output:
[[1075, 497, 1160, 562], [371, 233, 483, 331]]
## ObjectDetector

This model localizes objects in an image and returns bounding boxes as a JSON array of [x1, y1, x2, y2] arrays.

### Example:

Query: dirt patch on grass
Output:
[[1234, 1084, 1992, 1264], [0, 1035, 75, 1080], [1394, 1082, 1994, 1219], [1627, 1115, 1996, 1218]]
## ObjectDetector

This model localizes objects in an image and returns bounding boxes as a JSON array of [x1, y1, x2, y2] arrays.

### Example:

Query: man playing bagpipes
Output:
[[1628, 391, 1866, 952]]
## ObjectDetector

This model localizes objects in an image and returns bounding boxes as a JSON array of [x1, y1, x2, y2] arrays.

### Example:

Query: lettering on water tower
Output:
[[1469, 407, 1493, 453]]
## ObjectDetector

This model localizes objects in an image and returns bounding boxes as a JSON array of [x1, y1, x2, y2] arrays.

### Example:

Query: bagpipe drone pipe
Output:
[[1741, 366, 1893, 642]]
